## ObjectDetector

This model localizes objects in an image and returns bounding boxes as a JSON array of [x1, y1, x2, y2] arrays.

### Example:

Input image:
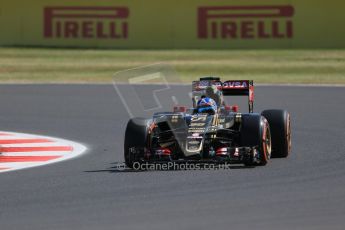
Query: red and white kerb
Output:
[[0, 131, 87, 173]]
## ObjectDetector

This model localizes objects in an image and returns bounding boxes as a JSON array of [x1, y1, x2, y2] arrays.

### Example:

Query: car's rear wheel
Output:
[[241, 114, 271, 166], [124, 118, 149, 168], [261, 110, 291, 158]]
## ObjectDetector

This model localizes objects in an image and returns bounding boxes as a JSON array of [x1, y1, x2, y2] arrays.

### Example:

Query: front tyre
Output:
[[261, 110, 291, 158], [124, 118, 149, 168], [241, 114, 272, 166]]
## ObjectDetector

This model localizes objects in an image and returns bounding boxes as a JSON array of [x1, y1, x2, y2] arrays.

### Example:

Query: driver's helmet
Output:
[[197, 96, 217, 115], [205, 85, 222, 106]]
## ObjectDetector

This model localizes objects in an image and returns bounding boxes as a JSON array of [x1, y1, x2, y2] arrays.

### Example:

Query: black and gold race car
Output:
[[124, 77, 291, 168]]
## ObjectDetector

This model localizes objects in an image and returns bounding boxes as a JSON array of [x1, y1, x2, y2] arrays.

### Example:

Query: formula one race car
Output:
[[124, 77, 291, 168]]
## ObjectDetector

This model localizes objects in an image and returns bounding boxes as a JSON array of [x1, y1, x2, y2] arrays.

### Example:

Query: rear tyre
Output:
[[124, 118, 149, 168], [241, 114, 271, 166], [261, 110, 291, 158]]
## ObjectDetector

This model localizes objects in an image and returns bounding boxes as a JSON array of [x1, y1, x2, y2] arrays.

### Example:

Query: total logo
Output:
[[198, 5, 294, 40], [44, 6, 129, 39]]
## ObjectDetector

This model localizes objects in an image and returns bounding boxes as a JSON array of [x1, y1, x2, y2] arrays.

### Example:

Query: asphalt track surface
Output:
[[0, 84, 345, 230]]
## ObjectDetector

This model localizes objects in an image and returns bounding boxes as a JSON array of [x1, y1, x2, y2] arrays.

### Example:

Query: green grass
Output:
[[0, 47, 345, 84]]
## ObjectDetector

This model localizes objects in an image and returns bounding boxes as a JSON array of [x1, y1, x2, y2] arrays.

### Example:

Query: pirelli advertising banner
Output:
[[0, 0, 344, 48]]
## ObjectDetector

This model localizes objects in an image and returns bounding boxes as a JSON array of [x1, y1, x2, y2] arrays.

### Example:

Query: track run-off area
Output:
[[0, 84, 344, 230]]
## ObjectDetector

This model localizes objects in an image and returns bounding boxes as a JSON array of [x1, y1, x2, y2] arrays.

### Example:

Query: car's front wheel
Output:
[[124, 118, 149, 168], [261, 110, 291, 158], [241, 114, 272, 166]]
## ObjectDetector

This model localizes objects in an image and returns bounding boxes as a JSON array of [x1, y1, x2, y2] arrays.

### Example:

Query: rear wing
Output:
[[192, 78, 254, 113], [222, 80, 254, 113]]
